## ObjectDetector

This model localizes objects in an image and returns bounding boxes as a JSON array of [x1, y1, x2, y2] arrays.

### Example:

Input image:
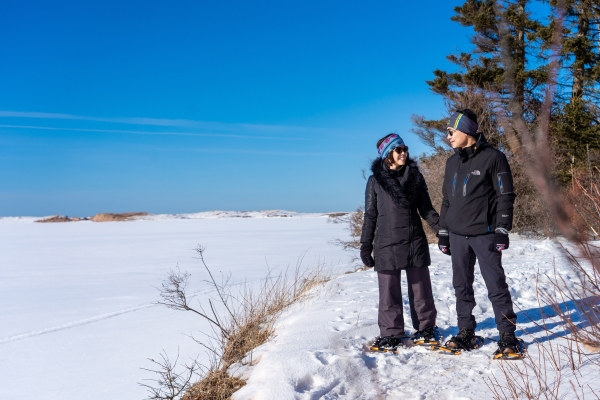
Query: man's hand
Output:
[[438, 229, 451, 256], [360, 243, 375, 267], [489, 228, 510, 252]]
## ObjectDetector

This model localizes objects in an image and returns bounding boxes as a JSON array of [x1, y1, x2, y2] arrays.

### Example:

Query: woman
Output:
[[360, 133, 441, 351]]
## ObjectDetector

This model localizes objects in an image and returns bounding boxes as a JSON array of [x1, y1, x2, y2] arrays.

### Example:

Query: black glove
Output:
[[489, 228, 510, 252], [360, 243, 375, 267], [437, 229, 451, 256]]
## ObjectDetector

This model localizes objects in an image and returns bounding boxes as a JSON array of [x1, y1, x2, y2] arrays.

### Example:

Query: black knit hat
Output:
[[447, 109, 479, 137]]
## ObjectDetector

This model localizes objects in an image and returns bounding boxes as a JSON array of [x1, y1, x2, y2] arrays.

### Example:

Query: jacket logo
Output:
[[472, 170, 480, 175]]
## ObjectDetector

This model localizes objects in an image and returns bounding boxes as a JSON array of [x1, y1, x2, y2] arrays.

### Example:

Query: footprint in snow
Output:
[[313, 351, 338, 365], [295, 374, 315, 393], [332, 324, 352, 332]]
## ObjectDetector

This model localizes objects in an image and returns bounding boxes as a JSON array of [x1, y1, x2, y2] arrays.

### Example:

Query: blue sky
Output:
[[1, 1, 473, 216]]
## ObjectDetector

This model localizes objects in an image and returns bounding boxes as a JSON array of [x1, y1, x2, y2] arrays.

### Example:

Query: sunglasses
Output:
[[446, 128, 456, 136], [394, 146, 409, 154]]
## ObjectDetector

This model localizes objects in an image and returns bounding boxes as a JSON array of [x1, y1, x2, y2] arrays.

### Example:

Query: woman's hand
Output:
[[360, 243, 375, 267]]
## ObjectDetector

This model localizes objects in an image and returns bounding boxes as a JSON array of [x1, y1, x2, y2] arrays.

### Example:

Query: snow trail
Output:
[[233, 237, 600, 399], [0, 303, 157, 343]]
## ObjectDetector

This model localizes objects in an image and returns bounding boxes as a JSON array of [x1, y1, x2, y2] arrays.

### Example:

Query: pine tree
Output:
[[413, 0, 554, 235], [412, 0, 549, 152], [552, 0, 600, 177], [414, 0, 600, 174]]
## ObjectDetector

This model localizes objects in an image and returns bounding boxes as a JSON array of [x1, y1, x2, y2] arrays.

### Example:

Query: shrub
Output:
[[141, 247, 331, 400]]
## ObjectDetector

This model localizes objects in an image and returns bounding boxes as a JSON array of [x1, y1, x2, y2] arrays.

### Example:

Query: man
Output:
[[437, 108, 520, 357]]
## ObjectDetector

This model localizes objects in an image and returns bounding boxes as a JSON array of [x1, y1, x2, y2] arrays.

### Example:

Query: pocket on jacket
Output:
[[468, 194, 490, 232], [497, 172, 514, 195]]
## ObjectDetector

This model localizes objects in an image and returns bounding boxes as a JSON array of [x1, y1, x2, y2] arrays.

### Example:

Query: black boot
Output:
[[493, 332, 524, 359], [445, 328, 482, 351], [412, 326, 441, 346], [369, 335, 406, 352]]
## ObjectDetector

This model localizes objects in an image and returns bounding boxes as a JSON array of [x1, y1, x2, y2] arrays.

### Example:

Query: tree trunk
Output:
[[572, 5, 589, 99], [513, 0, 527, 107]]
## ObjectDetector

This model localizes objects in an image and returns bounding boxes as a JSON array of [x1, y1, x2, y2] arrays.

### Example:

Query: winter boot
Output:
[[369, 335, 408, 353], [412, 326, 441, 346], [493, 332, 525, 360], [444, 328, 484, 352]]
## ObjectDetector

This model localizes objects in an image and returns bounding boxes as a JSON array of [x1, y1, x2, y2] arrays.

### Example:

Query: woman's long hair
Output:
[[376, 133, 412, 168]]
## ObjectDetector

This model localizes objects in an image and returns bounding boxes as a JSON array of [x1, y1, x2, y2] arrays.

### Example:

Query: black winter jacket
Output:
[[440, 134, 516, 236], [360, 158, 440, 272]]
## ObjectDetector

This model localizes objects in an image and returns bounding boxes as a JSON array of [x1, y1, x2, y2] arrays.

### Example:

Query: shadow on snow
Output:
[[439, 296, 597, 345]]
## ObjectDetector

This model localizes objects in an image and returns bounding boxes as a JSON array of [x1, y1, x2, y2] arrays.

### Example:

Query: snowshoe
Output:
[[369, 335, 411, 353], [431, 328, 484, 355], [412, 326, 441, 347], [493, 333, 526, 360]]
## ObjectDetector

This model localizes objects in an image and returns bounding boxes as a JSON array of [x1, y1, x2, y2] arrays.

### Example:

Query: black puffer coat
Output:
[[360, 158, 440, 272]]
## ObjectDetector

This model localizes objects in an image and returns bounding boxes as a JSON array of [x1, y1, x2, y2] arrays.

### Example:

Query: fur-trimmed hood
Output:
[[362, 157, 440, 271], [370, 158, 423, 207]]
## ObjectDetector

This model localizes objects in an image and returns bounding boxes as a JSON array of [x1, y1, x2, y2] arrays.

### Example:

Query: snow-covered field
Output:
[[1, 213, 598, 399], [0, 212, 350, 400]]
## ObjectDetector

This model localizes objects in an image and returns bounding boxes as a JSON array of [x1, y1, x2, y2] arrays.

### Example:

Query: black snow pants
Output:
[[450, 232, 517, 333], [377, 268, 437, 336]]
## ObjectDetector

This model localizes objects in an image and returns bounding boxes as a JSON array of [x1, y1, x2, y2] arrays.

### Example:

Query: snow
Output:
[[2, 213, 598, 399], [233, 237, 600, 399], [0, 212, 350, 400]]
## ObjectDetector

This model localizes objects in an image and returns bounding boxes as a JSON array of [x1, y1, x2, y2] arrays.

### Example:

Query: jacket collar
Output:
[[455, 133, 491, 162], [371, 158, 420, 206]]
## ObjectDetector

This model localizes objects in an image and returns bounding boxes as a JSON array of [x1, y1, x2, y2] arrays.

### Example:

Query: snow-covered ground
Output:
[[2, 213, 597, 399], [0, 212, 351, 400], [233, 237, 600, 399]]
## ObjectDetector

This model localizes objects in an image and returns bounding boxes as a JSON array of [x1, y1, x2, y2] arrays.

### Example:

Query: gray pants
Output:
[[377, 267, 437, 336], [450, 232, 517, 333]]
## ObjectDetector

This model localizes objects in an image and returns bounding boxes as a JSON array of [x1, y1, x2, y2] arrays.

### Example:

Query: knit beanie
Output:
[[378, 134, 405, 159], [447, 110, 479, 137]]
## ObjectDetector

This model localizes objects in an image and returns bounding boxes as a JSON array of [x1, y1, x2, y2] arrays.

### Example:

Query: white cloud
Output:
[[0, 124, 301, 141], [0, 110, 339, 135]]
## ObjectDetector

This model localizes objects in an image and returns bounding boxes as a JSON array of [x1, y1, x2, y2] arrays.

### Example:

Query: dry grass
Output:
[[36, 212, 151, 223], [483, 173, 600, 399], [485, 265, 592, 400], [141, 247, 332, 400], [181, 370, 245, 400], [91, 212, 148, 222], [418, 152, 450, 243], [36, 215, 78, 223], [571, 168, 600, 240], [329, 206, 364, 250]]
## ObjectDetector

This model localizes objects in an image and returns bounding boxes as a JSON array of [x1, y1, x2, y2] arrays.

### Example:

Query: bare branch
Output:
[[156, 267, 228, 337]]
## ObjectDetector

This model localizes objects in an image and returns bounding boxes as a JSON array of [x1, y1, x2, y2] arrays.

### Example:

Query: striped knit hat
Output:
[[377, 134, 405, 159], [448, 110, 478, 137]]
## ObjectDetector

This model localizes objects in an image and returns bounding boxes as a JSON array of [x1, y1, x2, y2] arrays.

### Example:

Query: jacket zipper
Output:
[[408, 207, 413, 266], [452, 173, 457, 196], [463, 174, 471, 196], [452, 157, 461, 197]]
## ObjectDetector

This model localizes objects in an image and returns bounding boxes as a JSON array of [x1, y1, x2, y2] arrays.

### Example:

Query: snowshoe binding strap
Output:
[[413, 326, 441, 347], [432, 335, 485, 355], [369, 335, 411, 353], [493, 338, 526, 360]]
